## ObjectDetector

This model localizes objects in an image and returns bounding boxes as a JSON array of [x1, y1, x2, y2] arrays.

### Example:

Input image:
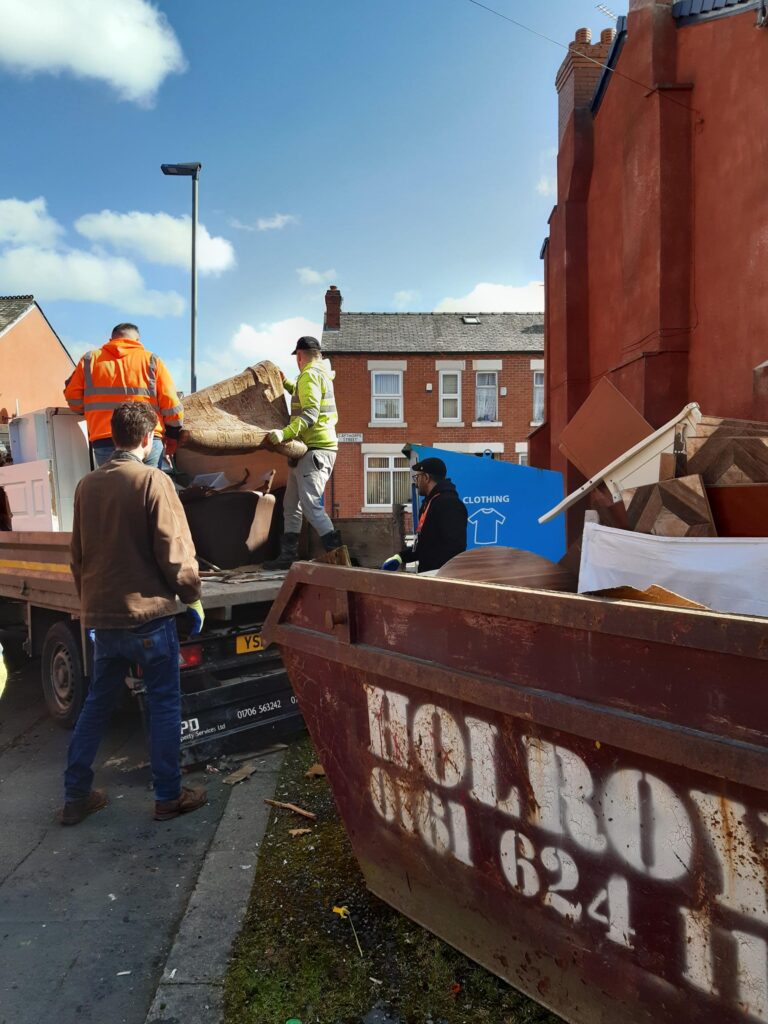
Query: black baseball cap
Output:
[[412, 457, 447, 481], [291, 335, 321, 354]]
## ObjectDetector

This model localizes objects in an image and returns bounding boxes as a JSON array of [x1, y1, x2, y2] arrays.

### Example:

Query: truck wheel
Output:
[[41, 622, 87, 729]]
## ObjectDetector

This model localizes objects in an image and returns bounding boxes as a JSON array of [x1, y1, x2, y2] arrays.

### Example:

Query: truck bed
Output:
[[0, 531, 284, 614]]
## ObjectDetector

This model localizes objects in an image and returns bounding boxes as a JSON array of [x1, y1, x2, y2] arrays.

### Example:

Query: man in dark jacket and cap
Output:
[[381, 457, 468, 573]]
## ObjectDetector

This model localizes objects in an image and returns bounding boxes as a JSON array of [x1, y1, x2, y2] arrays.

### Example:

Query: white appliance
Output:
[[0, 408, 90, 531]]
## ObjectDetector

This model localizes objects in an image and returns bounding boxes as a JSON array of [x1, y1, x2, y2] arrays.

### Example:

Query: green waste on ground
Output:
[[225, 736, 563, 1024]]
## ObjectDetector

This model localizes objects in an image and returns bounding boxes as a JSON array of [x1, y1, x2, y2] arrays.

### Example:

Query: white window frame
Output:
[[532, 370, 545, 425], [363, 452, 411, 510], [438, 369, 462, 424], [474, 370, 498, 424], [370, 369, 403, 425]]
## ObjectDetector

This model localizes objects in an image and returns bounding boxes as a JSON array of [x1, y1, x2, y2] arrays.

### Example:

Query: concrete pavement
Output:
[[0, 649, 279, 1024]]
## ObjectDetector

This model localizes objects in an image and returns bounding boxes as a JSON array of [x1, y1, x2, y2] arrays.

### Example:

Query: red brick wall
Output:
[[325, 351, 543, 520]]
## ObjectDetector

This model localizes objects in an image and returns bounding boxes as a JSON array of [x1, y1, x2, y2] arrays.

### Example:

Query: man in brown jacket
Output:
[[61, 402, 206, 825]]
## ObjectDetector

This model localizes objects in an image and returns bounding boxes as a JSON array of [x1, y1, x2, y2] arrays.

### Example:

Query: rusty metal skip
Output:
[[263, 561, 768, 1024]]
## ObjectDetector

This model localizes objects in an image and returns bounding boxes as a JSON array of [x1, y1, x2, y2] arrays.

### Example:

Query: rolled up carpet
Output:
[[179, 360, 306, 459]]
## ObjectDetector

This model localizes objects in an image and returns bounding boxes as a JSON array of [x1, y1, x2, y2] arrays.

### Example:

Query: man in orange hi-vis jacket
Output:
[[64, 323, 184, 468]]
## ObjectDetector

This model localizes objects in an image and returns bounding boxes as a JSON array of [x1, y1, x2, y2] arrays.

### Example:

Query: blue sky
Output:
[[0, 0, 616, 390]]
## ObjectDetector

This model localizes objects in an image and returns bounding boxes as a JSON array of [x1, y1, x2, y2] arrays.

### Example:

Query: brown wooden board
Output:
[[706, 483, 768, 537], [621, 474, 717, 537], [686, 435, 768, 486], [435, 546, 576, 591], [557, 377, 653, 480]]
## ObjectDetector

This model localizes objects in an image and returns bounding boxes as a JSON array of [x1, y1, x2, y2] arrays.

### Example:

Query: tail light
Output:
[[179, 644, 203, 669]]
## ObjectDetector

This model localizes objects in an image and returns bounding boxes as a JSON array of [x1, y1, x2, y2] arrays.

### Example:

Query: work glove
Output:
[[267, 429, 284, 445], [186, 599, 205, 636], [380, 554, 403, 572], [164, 437, 178, 456]]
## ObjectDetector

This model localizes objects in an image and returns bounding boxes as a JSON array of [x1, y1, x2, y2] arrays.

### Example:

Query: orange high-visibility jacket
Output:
[[63, 338, 184, 442]]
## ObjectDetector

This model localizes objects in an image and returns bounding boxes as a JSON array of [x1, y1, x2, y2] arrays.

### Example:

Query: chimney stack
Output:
[[556, 27, 616, 142], [324, 285, 342, 331]]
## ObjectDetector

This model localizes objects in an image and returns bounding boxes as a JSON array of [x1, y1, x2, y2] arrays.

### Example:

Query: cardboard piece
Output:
[[585, 584, 708, 610], [621, 475, 717, 538], [558, 378, 653, 480]]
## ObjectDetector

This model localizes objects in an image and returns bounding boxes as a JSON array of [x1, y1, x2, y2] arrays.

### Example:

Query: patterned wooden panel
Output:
[[621, 474, 717, 537], [686, 435, 768, 486]]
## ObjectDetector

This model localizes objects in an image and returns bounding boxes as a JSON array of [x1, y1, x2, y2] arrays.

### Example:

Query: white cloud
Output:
[[230, 213, 300, 232], [0, 245, 184, 317], [75, 210, 235, 275], [536, 146, 558, 199], [0, 0, 185, 106], [393, 289, 418, 310], [60, 337, 93, 362], [434, 281, 544, 313], [297, 266, 336, 287], [198, 316, 323, 388], [0, 197, 63, 247], [535, 176, 556, 198]]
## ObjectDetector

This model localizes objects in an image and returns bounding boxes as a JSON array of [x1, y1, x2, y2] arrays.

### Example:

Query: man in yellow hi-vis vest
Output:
[[64, 323, 184, 468], [264, 336, 341, 569]]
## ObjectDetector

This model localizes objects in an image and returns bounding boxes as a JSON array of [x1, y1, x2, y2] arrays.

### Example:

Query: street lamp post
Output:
[[161, 162, 202, 394]]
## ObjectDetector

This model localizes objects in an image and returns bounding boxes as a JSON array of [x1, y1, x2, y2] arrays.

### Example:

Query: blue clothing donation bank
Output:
[[408, 445, 566, 563]]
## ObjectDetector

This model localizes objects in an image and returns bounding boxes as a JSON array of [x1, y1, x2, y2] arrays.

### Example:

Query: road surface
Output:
[[0, 644, 231, 1024]]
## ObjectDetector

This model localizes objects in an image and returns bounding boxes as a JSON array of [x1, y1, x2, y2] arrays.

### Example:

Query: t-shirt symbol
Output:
[[467, 507, 506, 545]]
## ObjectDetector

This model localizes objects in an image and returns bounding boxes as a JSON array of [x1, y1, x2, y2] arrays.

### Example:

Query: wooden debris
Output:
[[264, 798, 317, 821], [314, 544, 352, 567], [436, 547, 577, 592], [557, 378, 653, 480], [223, 762, 258, 786], [687, 435, 768, 486], [288, 827, 313, 837], [621, 475, 717, 537], [305, 763, 326, 778]]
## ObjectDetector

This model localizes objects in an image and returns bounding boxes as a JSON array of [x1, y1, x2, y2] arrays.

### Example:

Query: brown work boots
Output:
[[59, 788, 109, 826], [154, 785, 207, 822]]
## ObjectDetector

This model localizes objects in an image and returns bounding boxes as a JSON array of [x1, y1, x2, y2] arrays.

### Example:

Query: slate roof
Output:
[[672, 0, 759, 21], [321, 312, 544, 355], [0, 295, 34, 334]]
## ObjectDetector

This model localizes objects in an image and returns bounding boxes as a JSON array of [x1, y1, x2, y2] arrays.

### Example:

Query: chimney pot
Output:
[[324, 285, 342, 331], [601, 27, 616, 44], [556, 25, 615, 141]]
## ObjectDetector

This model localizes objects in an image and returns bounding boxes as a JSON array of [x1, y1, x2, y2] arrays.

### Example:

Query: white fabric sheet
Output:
[[578, 522, 768, 618]]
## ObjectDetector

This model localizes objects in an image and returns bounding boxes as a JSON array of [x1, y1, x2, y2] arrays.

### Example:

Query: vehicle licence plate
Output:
[[236, 632, 264, 654]]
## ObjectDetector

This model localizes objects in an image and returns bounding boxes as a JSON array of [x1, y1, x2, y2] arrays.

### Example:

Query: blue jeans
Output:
[[64, 616, 182, 802], [93, 437, 165, 468]]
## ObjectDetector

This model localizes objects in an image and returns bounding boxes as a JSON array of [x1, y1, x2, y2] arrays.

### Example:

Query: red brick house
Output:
[[320, 287, 544, 520], [531, 0, 768, 514], [0, 295, 75, 451]]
